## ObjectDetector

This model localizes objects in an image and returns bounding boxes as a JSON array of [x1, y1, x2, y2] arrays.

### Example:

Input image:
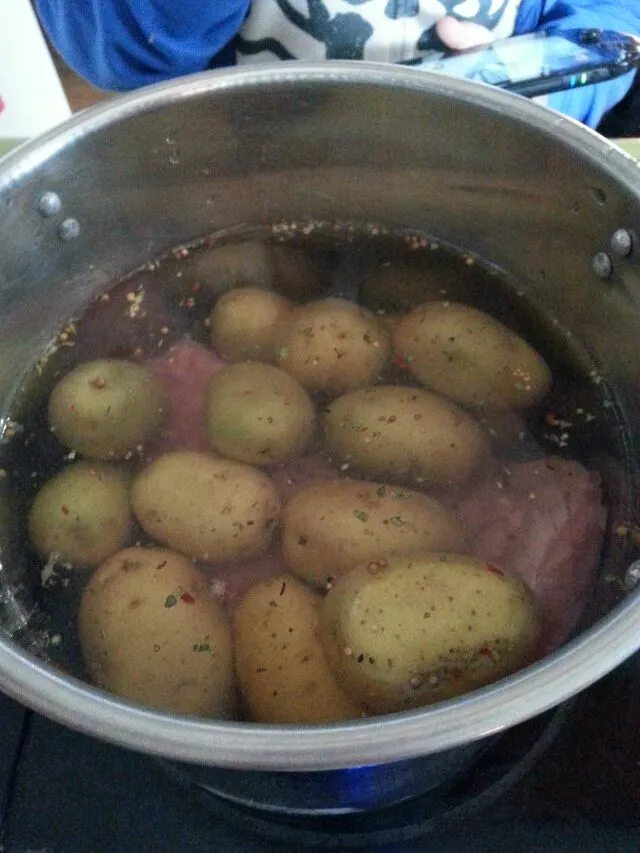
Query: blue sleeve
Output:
[[514, 0, 640, 128], [34, 0, 249, 91]]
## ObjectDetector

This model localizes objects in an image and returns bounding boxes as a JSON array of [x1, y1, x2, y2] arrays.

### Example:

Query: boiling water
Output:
[[0, 226, 631, 713]]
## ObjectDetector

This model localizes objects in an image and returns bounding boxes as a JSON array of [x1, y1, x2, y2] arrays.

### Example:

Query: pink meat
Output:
[[201, 553, 287, 611], [456, 457, 607, 651], [146, 341, 224, 456]]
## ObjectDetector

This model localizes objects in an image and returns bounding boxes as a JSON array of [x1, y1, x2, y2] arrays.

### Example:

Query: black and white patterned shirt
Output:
[[236, 0, 521, 64]]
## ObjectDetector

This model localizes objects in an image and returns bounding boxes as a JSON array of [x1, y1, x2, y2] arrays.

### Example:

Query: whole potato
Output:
[[210, 288, 292, 363], [168, 242, 324, 303], [358, 257, 448, 315], [204, 362, 314, 466], [393, 302, 551, 409], [233, 574, 362, 724], [282, 480, 466, 588], [78, 547, 235, 717], [321, 553, 540, 714], [28, 462, 131, 569], [275, 298, 390, 394], [48, 359, 169, 460], [131, 451, 280, 562], [323, 385, 489, 486]]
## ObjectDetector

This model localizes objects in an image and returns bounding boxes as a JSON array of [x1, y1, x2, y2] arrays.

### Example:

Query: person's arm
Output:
[[514, 0, 640, 128], [34, 0, 249, 91]]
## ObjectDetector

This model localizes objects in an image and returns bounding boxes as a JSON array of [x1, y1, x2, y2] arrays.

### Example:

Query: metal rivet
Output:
[[624, 560, 640, 591], [592, 251, 612, 280], [37, 192, 61, 217], [57, 218, 80, 242], [610, 228, 633, 257]]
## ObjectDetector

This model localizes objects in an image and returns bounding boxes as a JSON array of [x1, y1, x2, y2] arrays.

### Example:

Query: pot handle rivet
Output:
[[624, 560, 640, 591], [610, 229, 633, 257], [57, 218, 80, 242], [37, 192, 61, 218], [591, 251, 612, 280]]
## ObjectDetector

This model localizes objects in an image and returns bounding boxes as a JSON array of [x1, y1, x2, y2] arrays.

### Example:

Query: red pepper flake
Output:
[[180, 592, 195, 604], [392, 355, 411, 370], [478, 644, 494, 659], [544, 412, 560, 427], [484, 563, 504, 578]]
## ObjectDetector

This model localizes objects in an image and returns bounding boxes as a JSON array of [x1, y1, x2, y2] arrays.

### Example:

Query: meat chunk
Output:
[[456, 457, 607, 651], [146, 341, 224, 455]]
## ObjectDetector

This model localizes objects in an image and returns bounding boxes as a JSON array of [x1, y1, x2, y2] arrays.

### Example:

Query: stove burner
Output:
[[161, 704, 569, 849]]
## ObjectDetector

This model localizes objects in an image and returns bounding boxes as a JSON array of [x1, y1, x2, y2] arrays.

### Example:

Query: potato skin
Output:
[[233, 574, 362, 723], [204, 362, 314, 466], [275, 298, 390, 394], [210, 287, 292, 363], [78, 547, 235, 717], [131, 451, 280, 562], [323, 385, 489, 486], [282, 480, 467, 588], [321, 553, 540, 714], [28, 461, 131, 569], [393, 302, 551, 409], [48, 359, 169, 460]]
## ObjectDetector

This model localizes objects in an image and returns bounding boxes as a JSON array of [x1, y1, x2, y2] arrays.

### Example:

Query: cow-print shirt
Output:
[[236, 0, 521, 64]]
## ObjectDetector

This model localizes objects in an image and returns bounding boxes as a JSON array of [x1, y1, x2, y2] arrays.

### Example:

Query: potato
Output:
[[323, 385, 489, 487], [204, 362, 314, 466], [321, 553, 540, 714], [48, 359, 169, 460], [78, 547, 234, 717], [393, 302, 551, 409], [168, 242, 324, 302], [210, 288, 292, 363], [275, 298, 390, 394], [233, 574, 362, 723], [358, 258, 442, 315], [131, 451, 280, 562], [282, 480, 466, 588], [28, 461, 131, 569]]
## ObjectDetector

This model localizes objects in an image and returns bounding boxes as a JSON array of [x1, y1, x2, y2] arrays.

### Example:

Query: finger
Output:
[[435, 16, 494, 51]]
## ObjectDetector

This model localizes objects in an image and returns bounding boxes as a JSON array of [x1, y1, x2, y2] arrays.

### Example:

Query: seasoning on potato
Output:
[[282, 480, 467, 588], [204, 362, 314, 466], [323, 385, 490, 486], [28, 461, 131, 570], [393, 301, 552, 409], [210, 287, 292, 363], [275, 298, 390, 394], [321, 552, 540, 714], [48, 359, 169, 460], [233, 574, 362, 724], [131, 451, 280, 562], [78, 547, 235, 717]]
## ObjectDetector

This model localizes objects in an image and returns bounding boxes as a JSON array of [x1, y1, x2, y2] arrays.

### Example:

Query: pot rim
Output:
[[1, 61, 640, 771]]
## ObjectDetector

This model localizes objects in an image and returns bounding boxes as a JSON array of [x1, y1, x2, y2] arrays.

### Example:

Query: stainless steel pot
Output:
[[1, 63, 640, 815]]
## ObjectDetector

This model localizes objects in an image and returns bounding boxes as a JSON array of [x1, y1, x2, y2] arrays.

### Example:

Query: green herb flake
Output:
[[390, 516, 405, 526], [353, 510, 369, 522], [376, 486, 386, 498], [278, 347, 289, 359], [193, 642, 211, 653], [164, 594, 177, 608]]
